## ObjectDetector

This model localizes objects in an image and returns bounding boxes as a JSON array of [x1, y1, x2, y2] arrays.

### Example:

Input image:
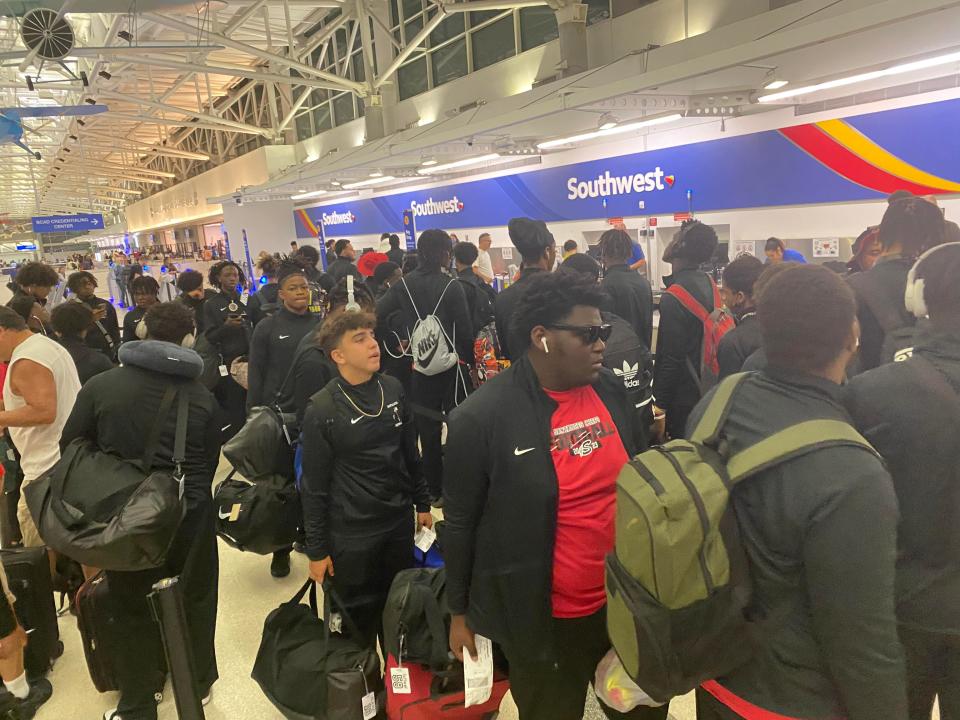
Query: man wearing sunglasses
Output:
[[444, 270, 660, 720]]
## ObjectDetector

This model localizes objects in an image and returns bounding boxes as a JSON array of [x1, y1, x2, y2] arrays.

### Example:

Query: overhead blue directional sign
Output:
[[31, 213, 104, 233], [15, 243, 36, 251]]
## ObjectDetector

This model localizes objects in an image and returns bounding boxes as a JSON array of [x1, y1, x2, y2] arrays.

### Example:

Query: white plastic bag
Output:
[[594, 649, 665, 712]]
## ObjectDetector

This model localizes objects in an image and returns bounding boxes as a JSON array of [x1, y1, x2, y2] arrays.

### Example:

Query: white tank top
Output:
[[3, 334, 82, 481]]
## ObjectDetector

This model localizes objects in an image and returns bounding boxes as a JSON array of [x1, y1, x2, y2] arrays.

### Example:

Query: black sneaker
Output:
[[270, 550, 291, 578], [15, 679, 52, 720]]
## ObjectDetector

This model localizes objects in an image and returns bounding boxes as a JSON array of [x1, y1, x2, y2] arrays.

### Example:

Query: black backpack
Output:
[[382, 567, 449, 669], [457, 277, 495, 336], [856, 273, 917, 363], [602, 312, 654, 414]]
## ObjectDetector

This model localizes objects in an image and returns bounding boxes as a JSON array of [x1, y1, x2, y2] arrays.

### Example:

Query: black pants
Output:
[[504, 607, 670, 720], [695, 687, 744, 719], [410, 367, 461, 498], [329, 515, 414, 649], [106, 498, 220, 720], [213, 375, 247, 441], [901, 625, 960, 720]]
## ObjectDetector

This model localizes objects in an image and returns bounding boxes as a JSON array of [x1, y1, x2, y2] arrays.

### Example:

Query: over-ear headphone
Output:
[[904, 241, 960, 318], [135, 316, 148, 340], [345, 275, 361, 313], [135, 315, 197, 348]]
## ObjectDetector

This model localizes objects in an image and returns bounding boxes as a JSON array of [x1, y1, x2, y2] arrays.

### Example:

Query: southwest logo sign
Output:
[[410, 196, 464, 217], [321, 210, 356, 226], [566, 167, 672, 201]]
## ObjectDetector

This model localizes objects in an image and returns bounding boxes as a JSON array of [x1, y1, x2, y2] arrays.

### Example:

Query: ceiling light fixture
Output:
[[418, 153, 501, 175], [117, 30, 133, 43], [598, 113, 619, 131], [369, 170, 384, 178], [420, 158, 438, 167], [341, 176, 398, 189], [537, 114, 683, 150], [84, 98, 96, 105], [291, 190, 327, 200], [98, 70, 112, 81], [763, 79, 788, 90], [758, 49, 960, 102], [330, 180, 342, 186]]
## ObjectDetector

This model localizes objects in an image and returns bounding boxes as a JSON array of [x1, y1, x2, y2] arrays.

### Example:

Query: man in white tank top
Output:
[[0, 306, 80, 547]]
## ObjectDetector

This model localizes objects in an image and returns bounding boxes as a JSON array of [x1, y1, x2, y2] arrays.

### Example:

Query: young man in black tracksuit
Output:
[[202, 261, 250, 440], [599, 228, 654, 349], [246, 261, 318, 411], [121, 275, 160, 343], [376, 229, 473, 504], [321, 240, 364, 291], [301, 311, 433, 647], [174, 270, 216, 334], [453, 242, 495, 333], [493, 218, 557, 362], [847, 195, 945, 372], [846, 242, 960, 720], [716, 255, 764, 379], [51, 302, 114, 384], [653, 220, 719, 439], [66, 271, 120, 361], [445, 270, 659, 720], [247, 255, 280, 327], [690, 265, 905, 720]]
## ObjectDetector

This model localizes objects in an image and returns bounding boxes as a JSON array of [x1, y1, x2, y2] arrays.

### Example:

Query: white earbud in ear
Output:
[[542, 338, 550, 354], [181, 333, 196, 349]]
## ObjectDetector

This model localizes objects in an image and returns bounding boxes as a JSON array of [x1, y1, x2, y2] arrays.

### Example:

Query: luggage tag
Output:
[[414, 525, 436, 553], [218, 364, 229, 377], [359, 660, 377, 720], [463, 634, 494, 708], [328, 612, 342, 634], [391, 636, 412, 694]]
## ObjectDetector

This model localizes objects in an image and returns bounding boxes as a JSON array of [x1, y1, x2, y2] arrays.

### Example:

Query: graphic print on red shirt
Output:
[[544, 385, 628, 618]]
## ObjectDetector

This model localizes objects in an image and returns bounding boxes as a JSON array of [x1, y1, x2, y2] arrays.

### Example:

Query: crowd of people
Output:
[[0, 190, 953, 720]]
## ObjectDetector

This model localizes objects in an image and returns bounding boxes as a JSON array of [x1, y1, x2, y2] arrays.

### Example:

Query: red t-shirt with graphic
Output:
[[545, 385, 628, 618]]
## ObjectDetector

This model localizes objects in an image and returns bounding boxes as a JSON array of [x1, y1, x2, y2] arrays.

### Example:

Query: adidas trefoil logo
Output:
[[613, 360, 641, 389]]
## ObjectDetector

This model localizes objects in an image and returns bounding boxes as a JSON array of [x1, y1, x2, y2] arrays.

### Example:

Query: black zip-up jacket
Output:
[[246, 307, 319, 411], [121, 306, 147, 343], [247, 283, 279, 327], [386, 248, 405, 267], [717, 312, 761, 380], [846, 327, 960, 635], [60, 340, 223, 505], [653, 268, 715, 438], [376, 267, 474, 363], [601, 264, 654, 349], [202, 291, 249, 363], [493, 267, 544, 362], [443, 356, 643, 659], [457, 268, 495, 331], [687, 368, 906, 720], [319, 257, 363, 292], [58, 336, 114, 385], [847, 255, 914, 372], [300, 374, 430, 560], [80, 296, 120, 360]]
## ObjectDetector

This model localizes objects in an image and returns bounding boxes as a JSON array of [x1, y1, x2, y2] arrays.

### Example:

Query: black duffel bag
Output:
[[24, 386, 188, 572], [223, 405, 297, 480], [253, 580, 383, 720], [382, 567, 449, 671], [214, 472, 300, 555]]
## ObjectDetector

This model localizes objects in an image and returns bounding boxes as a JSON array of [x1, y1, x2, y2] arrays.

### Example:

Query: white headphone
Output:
[[135, 315, 197, 348], [904, 242, 960, 318]]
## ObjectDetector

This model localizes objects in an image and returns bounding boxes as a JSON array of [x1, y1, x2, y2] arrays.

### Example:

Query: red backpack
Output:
[[665, 276, 734, 393]]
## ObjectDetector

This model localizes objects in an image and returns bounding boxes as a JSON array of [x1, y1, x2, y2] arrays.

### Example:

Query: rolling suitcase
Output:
[[0, 547, 62, 679], [384, 654, 508, 720], [75, 572, 119, 693]]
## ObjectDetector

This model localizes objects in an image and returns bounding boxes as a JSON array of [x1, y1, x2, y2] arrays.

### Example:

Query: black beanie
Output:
[[508, 217, 555, 259]]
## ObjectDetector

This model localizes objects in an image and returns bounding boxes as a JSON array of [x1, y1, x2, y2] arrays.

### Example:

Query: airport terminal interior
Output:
[[0, 0, 955, 718]]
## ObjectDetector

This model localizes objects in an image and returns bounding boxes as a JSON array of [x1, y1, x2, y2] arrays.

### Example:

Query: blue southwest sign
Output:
[[294, 97, 960, 239]]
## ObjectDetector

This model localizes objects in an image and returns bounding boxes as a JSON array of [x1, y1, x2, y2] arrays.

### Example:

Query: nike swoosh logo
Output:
[[279, 335, 290, 339], [514, 447, 535, 456], [419, 337, 440, 368], [218, 509, 233, 520], [351, 417, 363, 424]]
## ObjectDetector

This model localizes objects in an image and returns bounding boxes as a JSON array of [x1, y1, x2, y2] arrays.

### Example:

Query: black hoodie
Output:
[[246, 307, 319, 410]]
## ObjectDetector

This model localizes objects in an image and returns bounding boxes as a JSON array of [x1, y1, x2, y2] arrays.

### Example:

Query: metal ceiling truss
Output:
[[0, 0, 560, 216]]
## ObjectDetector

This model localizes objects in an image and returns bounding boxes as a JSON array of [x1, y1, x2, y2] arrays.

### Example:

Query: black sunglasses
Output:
[[546, 323, 612, 344]]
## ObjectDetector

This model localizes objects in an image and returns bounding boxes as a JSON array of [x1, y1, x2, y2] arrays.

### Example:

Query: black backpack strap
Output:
[[172, 388, 190, 472], [141, 385, 178, 472]]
